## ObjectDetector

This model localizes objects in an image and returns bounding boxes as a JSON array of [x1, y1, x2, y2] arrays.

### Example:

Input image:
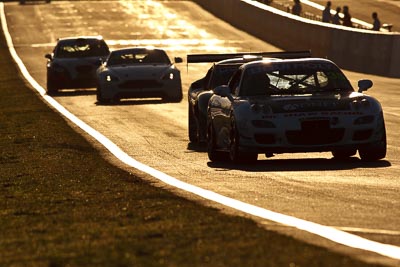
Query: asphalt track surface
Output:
[[3, 1, 400, 265]]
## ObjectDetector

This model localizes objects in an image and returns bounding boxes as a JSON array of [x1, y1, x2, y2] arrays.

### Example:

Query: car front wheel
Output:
[[229, 120, 257, 163], [46, 78, 58, 95], [359, 122, 387, 161], [207, 123, 228, 162], [96, 87, 111, 104]]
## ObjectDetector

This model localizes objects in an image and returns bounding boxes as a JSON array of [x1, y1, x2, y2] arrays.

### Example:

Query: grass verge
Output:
[[0, 23, 384, 267]]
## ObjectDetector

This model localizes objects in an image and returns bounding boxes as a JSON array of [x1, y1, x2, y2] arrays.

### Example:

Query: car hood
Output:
[[53, 56, 104, 67], [245, 92, 364, 113], [51, 56, 106, 79], [105, 64, 175, 79]]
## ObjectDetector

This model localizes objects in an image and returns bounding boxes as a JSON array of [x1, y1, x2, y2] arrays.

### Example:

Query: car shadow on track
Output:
[[48, 89, 96, 97], [187, 142, 207, 152], [207, 157, 391, 172], [96, 99, 167, 106]]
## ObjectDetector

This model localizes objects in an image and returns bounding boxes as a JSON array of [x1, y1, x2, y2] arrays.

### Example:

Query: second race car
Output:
[[96, 47, 183, 103], [187, 51, 311, 144]]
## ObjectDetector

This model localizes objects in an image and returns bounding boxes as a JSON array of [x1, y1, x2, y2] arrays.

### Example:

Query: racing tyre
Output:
[[207, 124, 228, 162], [229, 120, 257, 163], [332, 149, 357, 160], [359, 121, 387, 161], [188, 105, 198, 143], [163, 89, 183, 103], [96, 88, 111, 104], [46, 78, 58, 95]]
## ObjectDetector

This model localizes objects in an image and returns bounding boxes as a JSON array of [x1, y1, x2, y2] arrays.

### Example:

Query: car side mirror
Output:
[[214, 85, 234, 101], [45, 53, 52, 60], [358, 79, 373, 93], [174, 57, 183, 64]]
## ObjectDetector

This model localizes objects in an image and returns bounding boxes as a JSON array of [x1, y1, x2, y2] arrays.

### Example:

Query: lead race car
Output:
[[207, 58, 387, 163], [187, 51, 311, 144], [96, 47, 183, 103], [45, 36, 110, 95]]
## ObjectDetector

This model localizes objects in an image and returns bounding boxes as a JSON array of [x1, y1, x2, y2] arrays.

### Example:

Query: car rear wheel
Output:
[[229, 120, 257, 163], [188, 105, 198, 143]]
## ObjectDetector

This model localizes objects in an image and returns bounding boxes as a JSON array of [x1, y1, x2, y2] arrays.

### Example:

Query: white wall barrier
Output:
[[192, 0, 400, 78]]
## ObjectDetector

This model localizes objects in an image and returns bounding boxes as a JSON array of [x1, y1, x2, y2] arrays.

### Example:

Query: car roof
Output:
[[109, 47, 167, 55], [57, 36, 105, 42]]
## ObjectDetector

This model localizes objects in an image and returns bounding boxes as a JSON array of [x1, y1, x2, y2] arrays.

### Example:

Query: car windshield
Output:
[[239, 61, 353, 96], [209, 63, 242, 89], [55, 39, 109, 58], [107, 49, 171, 66]]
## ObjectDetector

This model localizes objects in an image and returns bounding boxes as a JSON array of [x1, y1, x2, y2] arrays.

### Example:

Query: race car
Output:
[[187, 51, 311, 144], [45, 36, 110, 95], [96, 47, 183, 103], [20, 0, 50, 4], [207, 58, 387, 163]]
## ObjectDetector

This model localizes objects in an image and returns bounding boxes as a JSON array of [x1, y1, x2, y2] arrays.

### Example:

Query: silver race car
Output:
[[207, 58, 387, 163], [45, 36, 110, 95], [96, 47, 183, 103], [187, 51, 311, 144]]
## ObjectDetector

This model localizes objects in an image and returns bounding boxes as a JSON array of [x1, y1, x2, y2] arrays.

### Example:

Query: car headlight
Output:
[[105, 74, 119, 82], [161, 72, 174, 80]]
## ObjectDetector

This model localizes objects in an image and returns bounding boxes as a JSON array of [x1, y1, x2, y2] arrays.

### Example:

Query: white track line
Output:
[[2, 2, 400, 260]]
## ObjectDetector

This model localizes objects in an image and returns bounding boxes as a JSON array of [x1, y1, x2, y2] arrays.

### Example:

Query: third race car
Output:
[[45, 36, 110, 94]]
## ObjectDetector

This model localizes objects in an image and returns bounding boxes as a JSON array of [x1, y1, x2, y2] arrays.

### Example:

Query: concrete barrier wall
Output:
[[191, 0, 400, 78]]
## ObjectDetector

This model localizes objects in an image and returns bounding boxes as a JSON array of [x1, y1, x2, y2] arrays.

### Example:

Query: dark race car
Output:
[[187, 51, 311, 144]]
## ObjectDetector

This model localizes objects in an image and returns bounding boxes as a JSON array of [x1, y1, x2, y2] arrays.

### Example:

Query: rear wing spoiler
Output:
[[186, 50, 311, 63]]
